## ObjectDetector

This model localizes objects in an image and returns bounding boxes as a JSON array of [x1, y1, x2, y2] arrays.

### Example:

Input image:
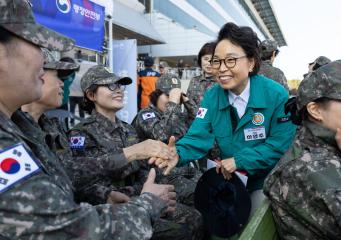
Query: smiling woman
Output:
[[153, 22, 297, 236]]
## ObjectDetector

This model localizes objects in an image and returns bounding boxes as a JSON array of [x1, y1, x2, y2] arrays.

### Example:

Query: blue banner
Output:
[[113, 40, 137, 124], [31, 0, 105, 52]]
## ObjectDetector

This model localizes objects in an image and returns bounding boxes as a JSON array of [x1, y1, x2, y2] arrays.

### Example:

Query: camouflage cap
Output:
[[0, 0, 74, 52], [260, 39, 278, 58], [42, 48, 79, 71], [297, 60, 341, 110], [309, 56, 331, 66], [81, 65, 132, 92], [155, 73, 181, 94]]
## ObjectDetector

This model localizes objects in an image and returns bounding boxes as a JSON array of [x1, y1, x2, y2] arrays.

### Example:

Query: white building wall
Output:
[[138, 13, 214, 57]]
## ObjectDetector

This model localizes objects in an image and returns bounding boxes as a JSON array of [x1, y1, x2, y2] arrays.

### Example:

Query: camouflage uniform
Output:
[[186, 74, 216, 111], [264, 60, 341, 240], [133, 74, 202, 193], [258, 60, 289, 91], [0, 0, 167, 238], [133, 72, 198, 144], [69, 111, 204, 239], [259, 40, 289, 91], [1, 110, 167, 239]]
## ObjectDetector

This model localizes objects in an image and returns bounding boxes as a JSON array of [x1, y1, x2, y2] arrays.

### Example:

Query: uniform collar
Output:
[[91, 110, 124, 132], [228, 79, 250, 106], [262, 60, 273, 66], [218, 75, 267, 110], [200, 74, 215, 82], [303, 121, 338, 149]]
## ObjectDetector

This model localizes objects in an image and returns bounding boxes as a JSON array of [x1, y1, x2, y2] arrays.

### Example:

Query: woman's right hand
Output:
[[123, 139, 172, 162], [149, 136, 179, 175]]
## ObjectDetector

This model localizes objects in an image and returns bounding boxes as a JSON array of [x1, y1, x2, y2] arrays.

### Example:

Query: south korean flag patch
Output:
[[70, 136, 85, 149], [0, 143, 41, 193], [142, 112, 156, 120], [196, 107, 208, 119]]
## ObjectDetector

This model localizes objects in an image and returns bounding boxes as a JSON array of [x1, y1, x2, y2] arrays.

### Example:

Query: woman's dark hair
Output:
[[215, 22, 261, 76], [261, 49, 279, 61], [0, 27, 14, 44], [285, 97, 331, 125], [80, 84, 99, 114], [149, 89, 166, 107], [197, 42, 216, 67]]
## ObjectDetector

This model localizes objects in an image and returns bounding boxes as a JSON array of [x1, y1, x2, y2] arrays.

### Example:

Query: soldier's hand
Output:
[[141, 168, 177, 213], [149, 136, 179, 175], [336, 128, 341, 150], [169, 88, 182, 104], [106, 191, 130, 204], [181, 93, 189, 103], [123, 139, 171, 161]]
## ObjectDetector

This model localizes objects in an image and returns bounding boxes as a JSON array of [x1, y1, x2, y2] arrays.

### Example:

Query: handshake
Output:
[[114, 136, 179, 213], [123, 136, 179, 175]]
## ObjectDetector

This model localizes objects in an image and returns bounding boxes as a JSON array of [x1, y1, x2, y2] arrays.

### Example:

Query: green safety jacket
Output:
[[176, 75, 296, 191]]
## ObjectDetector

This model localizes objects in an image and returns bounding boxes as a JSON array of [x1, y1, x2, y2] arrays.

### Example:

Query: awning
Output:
[[112, 1, 165, 45]]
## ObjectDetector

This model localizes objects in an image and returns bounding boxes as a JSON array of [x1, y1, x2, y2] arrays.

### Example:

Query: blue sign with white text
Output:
[[31, 0, 105, 51]]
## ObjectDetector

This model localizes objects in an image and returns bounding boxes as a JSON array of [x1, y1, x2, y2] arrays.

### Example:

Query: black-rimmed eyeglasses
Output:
[[100, 83, 126, 91], [209, 55, 247, 70]]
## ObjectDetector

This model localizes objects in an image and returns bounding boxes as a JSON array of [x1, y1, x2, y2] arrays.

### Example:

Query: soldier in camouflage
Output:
[[69, 66, 204, 239], [0, 1, 174, 239], [186, 42, 221, 170], [258, 39, 289, 91], [308, 56, 331, 73], [187, 42, 217, 111], [132, 73, 202, 205], [133, 73, 196, 142], [264, 60, 341, 239]]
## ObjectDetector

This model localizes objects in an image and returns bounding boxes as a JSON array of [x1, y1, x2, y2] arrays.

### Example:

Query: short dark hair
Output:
[[81, 84, 99, 114], [149, 89, 166, 107], [0, 27, 14, 44], [215, 22, 261, 76], [261, 49, 279, 61], [197, 42, 216, 67], [285, 97, 331, 125]]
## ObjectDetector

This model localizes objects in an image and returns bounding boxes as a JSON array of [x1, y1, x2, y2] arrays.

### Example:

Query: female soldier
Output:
[[187, 42, 216, 110], [0, 1, 174, 239], [69, 65, 204, 240], [133, 73, 196, 142], [264, 60, 341, 239], [153, 22, 297, 213], [20, 49, 174, 207]]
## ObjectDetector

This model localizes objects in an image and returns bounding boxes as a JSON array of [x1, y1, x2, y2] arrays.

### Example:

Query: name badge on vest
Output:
[[244, 126, 266, 141]]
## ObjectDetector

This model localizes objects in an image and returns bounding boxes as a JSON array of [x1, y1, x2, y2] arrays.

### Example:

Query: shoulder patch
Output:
[[70, 136, 85, 149], [196, 107, 208, 119], [0, 143, 41, 193], [142, 112, 156, 120], [277, 116, 291, 123]]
